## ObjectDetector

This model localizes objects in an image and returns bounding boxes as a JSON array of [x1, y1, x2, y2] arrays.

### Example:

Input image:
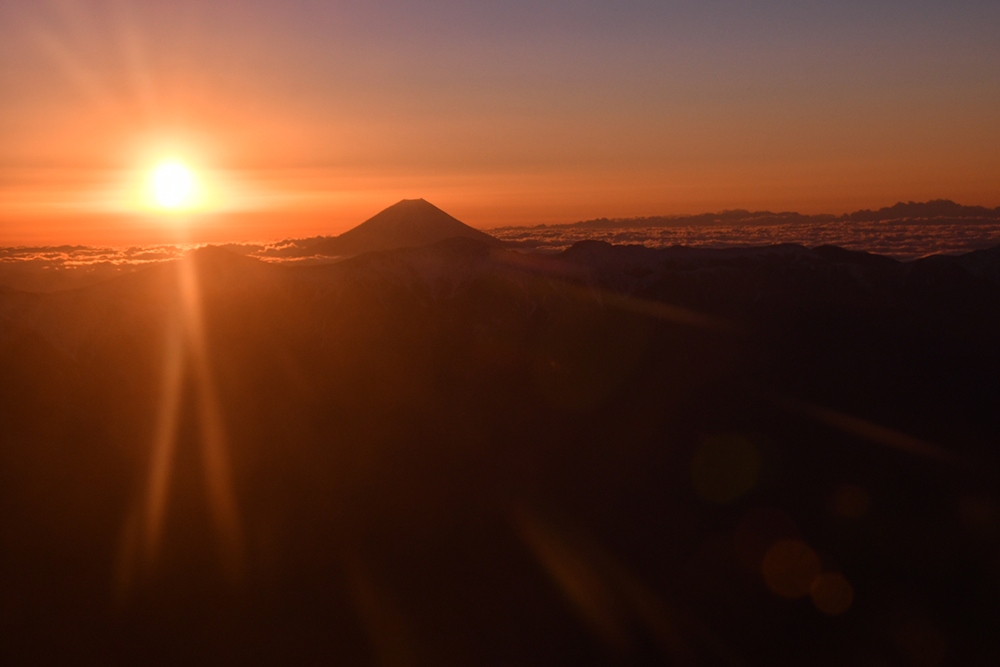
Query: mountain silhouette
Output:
[[569, 199, 1000, 229], [844, 199, 1000, 222], [303, 198, 503, 258]]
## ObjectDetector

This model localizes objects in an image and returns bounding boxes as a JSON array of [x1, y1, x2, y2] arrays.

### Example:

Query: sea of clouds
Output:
[[3, 221, 999, 292], [490, 221, 1000, 261]]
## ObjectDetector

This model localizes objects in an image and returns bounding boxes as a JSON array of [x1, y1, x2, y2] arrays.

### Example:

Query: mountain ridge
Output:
[[555, 199, 1000, 230]]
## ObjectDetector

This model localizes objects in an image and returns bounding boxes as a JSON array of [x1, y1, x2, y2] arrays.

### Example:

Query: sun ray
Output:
[[177, 256, 244, 578], [142, 322, 185, 564], [119, 253, 244, 591]]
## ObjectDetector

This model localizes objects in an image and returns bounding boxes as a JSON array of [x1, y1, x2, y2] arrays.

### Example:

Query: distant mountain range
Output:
[[562, 199, 1000, 230], [242, 198, 1000, 261], [280, 199, 1000, 253], [275, 197, 1000, 257]]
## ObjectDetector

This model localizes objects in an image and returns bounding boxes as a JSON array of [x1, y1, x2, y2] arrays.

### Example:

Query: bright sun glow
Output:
[[152, 162, 196, 209]]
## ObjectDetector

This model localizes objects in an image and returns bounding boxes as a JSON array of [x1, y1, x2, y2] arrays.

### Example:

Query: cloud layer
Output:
[[491, 221, 1000, 262], [3, 221, 999, 292]]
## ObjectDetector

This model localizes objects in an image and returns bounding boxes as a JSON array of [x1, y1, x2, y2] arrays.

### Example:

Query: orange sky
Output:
[[2, 1, 999, 246]]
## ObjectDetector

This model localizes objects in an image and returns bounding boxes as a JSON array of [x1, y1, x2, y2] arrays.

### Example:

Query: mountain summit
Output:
[[308, 199, 503, 257]]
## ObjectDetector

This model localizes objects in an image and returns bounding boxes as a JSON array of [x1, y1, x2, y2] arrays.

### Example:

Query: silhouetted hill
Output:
[[299, 198, 503, 257]]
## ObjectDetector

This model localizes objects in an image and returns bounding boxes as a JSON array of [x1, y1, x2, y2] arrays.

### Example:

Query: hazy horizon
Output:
[[3, 1, 999, 245], [3, 194, 1000, 249]]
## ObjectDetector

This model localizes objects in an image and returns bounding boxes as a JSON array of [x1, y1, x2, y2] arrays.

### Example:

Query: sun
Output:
[[151, 161, 196, 209]]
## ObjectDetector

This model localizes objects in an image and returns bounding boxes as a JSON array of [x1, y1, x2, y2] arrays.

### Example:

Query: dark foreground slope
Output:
[[1, 240, 999, 665]]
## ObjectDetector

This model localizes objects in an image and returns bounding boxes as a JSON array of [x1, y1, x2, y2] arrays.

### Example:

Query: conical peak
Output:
[[360, 199, 463, 230], [382, 198, 432, 210], [379, 198, 442, 218], [302, 198, 502, 257]]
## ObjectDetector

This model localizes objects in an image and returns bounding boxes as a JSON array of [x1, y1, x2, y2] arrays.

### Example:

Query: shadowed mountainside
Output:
[[1, 237, 999, 664]]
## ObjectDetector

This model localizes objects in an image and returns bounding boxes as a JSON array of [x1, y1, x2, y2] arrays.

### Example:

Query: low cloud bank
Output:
[[492, 221, 1000, 261], [3, 220, 999, 291]]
